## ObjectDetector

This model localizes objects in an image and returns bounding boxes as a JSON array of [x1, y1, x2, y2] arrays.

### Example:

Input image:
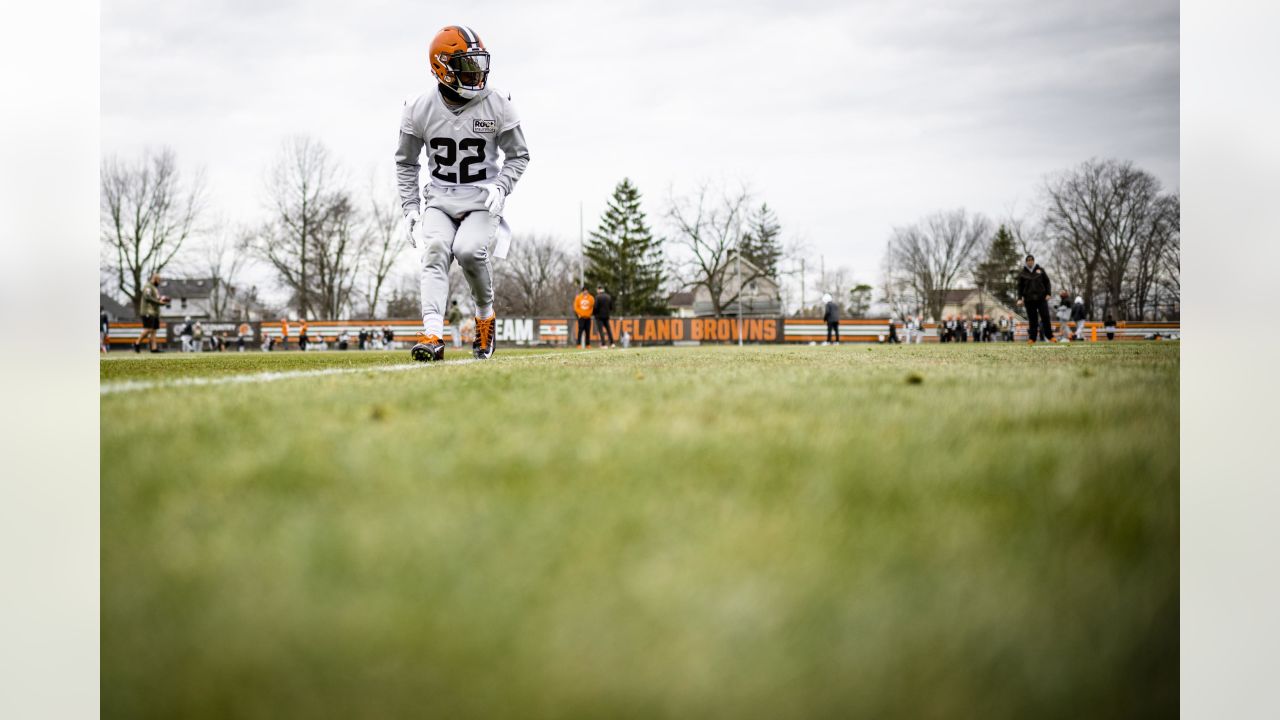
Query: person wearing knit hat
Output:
[[822, 293, 840, 345], [1071, 295, 1088, 341]]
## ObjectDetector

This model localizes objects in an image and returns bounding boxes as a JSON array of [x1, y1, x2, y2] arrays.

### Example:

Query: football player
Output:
[[396, 25, 530, 362]]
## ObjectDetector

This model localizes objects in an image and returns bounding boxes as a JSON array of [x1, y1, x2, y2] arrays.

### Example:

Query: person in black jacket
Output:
[[1015, 255, 1054, 343], [823, 293, 840, 344], [593, 285, 616, 348], [1070, 296, 1088, 341]]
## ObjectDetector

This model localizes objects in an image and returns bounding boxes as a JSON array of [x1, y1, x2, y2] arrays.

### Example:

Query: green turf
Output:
[[100, 347, 563, 383], [101, 343, 1179, 719]]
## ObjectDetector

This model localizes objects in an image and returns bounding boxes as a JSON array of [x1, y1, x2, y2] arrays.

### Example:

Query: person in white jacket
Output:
[[1055, 292, 1073, 343]]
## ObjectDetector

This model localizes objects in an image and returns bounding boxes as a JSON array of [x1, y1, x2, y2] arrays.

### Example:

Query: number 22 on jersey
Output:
[[429, 138, 487, 183]]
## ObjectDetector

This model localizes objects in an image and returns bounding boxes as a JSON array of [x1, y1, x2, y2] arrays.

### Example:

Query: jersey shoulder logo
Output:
[[473, 119, 497, 133]]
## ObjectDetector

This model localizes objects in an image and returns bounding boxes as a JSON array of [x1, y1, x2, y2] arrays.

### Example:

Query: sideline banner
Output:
[[105, 317, 1179, 348]]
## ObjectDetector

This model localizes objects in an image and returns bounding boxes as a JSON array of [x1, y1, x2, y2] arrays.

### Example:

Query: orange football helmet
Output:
[[429, 25, 490, 99]]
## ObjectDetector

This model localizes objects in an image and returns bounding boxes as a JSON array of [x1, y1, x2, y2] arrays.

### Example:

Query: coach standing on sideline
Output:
[[133, 273, 168, 353], [1016, 254, 1054, 343], [573, 285, 595, 348], [593, 285, 616, 348]]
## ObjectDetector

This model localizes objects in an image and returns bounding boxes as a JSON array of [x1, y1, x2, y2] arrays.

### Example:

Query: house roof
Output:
[[100, 293, 134, 320], [942, 289, 977, 304], [158, 277, 216, 299], [667, 291, 695, 307]]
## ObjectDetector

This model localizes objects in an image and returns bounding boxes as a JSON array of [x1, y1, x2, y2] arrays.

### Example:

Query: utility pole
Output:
[[800, 258, 806, 314], [736, 244, 744, 347]]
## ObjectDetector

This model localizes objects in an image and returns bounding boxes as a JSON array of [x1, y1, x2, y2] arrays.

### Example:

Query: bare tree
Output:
[[494, 234, 578, 316], [1130, 193, 1179, 319], [825, 266, 853, 310], [1157, 196, 1180, 313], [362, 175, 410, 316], [100, 148, 205, 315], [1098, 164, 1164, 318], [885, 208, 991, 321], [1042, 159, 1125, 317], [666, 182, 766, 317], [310, 194, 369, 319], [879, 242, 923, 320], [200, 224, 254, 320], [260, 136, 340, 318], [1043, 159, 1179, 319]]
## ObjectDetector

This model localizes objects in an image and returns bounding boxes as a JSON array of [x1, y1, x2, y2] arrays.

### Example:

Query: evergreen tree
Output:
[[847, 283, 873, 318], [974, 224, 1021, 307], [740, 203, 782, 280], [584, 178, 667, 315]]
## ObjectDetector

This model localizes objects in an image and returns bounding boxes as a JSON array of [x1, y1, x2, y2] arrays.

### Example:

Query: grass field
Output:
[[101, 343, 1179, 719]]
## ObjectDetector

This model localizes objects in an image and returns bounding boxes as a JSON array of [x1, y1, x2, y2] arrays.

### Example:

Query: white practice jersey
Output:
[[397, 87, 525, 207]]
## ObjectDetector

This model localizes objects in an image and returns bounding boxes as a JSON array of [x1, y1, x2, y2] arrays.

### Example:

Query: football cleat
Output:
[[429, 26, 490, 100], [473, 315, 496, 359], [411, 334, 446, 362]]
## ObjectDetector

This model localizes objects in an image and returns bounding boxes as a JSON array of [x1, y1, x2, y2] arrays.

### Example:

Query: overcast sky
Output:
[[102, 0, 1178, 300]]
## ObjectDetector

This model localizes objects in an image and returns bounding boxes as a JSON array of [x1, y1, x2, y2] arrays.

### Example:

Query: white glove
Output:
[[480, 184, 505, 216], [405, 210, 421, 248]]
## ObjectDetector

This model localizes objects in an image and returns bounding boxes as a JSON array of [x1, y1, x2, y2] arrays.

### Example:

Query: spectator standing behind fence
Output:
[[192, 321, 205, 352], [1071, 296, 1087, 341], [237, 322, 251, 352], [384, 326, 395, 350], [574, 285, 595, 348], [823, 293, 840, 344], [100, 306, 110, 353], [1055, 291, 1073, 342], [887, 317, 900, 344], [299, 319, 310, 352], [1016, 254, 1054, 343], [178, 317, 194, 352], [1104, 313, 1117, 341], [279, 317, 290, 351], [594, 285, 616, 348], [447, 300, 463, 348]]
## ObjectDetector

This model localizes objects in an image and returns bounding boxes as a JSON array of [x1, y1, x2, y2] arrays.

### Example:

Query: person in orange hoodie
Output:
[[279, 317, 290, 350], [573, 284, 595, 348]]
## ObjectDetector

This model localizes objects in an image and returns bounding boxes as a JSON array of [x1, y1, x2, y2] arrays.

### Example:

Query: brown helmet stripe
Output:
[[456, 25, 480, 48]]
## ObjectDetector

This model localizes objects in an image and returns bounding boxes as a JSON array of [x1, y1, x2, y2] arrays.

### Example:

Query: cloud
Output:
[[103, 0, 1178, 293]]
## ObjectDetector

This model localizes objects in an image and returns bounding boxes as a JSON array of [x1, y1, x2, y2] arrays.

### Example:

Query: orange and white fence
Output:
[[104, 317, 1180, 349]]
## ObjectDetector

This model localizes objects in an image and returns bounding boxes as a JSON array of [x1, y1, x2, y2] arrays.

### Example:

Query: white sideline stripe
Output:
[[99, 350, 589, 396]]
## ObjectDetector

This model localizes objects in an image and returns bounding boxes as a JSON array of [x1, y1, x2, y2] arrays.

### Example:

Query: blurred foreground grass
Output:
[[101, 343, 1178, 719]]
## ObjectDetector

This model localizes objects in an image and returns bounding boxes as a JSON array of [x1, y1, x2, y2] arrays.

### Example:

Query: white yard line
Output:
[[100, 349, 601, 396]]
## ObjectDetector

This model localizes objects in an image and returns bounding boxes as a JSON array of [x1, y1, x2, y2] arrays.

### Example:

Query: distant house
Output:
[[939, 288, 1020, 321], [100, 292, 135, 321], [667, 292, 696, 318], [687, 253, 782, 317], [156, 278, 216, 319], [155, 277, 271, 321]]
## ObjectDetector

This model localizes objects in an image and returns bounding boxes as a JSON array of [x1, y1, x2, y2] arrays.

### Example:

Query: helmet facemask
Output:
[[440, 51, 490, 98]]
